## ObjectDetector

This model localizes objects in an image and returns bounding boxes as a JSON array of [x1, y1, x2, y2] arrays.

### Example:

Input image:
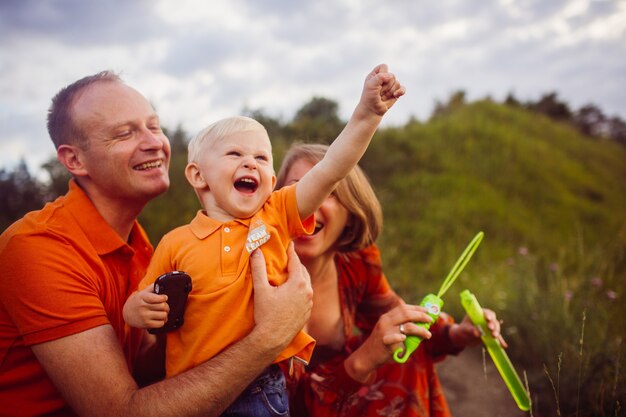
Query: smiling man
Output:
[[0, 71, 314, 416]]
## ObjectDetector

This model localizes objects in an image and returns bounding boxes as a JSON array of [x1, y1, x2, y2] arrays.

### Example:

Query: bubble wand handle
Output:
[[393, 232, 484, 363], [460, 289, 531, 411], [392, 293, 443, 363]]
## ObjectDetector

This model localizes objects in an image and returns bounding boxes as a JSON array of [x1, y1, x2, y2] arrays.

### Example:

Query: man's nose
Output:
[[138, 127, 164, 150]]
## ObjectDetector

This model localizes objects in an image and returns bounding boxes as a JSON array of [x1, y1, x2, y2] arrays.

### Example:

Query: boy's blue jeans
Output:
[[221, 364, 289, 417]]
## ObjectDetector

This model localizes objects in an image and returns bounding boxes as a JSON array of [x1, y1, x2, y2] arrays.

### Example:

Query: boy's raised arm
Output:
[[295, 64, 405, 219]]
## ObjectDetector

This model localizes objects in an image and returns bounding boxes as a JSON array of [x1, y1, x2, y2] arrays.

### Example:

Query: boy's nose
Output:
[[242, 156, 257, 169]]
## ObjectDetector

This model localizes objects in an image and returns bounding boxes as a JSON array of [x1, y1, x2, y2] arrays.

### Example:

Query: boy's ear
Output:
[[185, 162, 208, 190], [57, 144, 88, 177], [272, 175, 276, 190]]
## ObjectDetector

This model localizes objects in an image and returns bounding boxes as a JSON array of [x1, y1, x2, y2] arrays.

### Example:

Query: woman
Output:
[[276, 143, 506, 417]]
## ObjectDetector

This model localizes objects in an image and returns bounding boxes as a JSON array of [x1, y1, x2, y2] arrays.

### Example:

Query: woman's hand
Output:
[[449, 308, 508, 349], [344, 303, 432, 383]]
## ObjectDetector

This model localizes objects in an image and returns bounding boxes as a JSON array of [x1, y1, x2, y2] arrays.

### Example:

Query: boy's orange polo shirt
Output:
[[140, 184, 315, 377]]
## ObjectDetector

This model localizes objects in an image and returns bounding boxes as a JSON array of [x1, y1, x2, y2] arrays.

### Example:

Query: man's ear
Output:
[[57, 144, 87, 177], [185, 162, 208, 190]]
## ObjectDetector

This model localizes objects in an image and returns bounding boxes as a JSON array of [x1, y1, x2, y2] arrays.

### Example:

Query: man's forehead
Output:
[[73, 81, 156, 125]]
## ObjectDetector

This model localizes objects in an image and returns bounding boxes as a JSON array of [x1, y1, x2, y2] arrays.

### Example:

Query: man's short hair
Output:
[[47, 70, 122, 149]]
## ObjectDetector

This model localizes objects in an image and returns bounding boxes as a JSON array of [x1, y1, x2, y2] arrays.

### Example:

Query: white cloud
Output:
[[1, 0, 625, 174]]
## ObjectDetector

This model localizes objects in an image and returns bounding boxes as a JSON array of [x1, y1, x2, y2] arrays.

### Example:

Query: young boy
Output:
[[123, 64, 405, 415]]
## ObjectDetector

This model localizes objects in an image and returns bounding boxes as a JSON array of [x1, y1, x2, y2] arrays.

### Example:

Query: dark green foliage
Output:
[[0, 160, 46, 231], [289, 96, 343, 144], [40, 157, 70, 199], [139, 126, 200, 244]]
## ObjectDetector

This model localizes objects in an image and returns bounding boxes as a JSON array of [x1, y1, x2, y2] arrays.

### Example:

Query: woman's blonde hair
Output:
[[276, 143, 382, 252]]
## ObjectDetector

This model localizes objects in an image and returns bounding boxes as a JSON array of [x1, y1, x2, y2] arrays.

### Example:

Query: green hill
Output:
[[360, 100, 626, 415], [362, 100, 626, 292]]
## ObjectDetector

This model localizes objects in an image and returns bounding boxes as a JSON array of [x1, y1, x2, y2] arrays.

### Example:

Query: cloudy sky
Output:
[[1, 0, 624, 177]]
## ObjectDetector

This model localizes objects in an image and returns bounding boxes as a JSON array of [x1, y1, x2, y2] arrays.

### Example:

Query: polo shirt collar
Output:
[[189, 210, 250, 239], [64, 179, 141, 255]]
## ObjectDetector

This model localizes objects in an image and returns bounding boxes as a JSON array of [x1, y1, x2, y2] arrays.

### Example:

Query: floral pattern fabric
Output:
[[284, 245, 460, 417]]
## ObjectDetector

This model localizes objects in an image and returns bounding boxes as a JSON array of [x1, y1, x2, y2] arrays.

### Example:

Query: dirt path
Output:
[[437, 347, 530, 416]]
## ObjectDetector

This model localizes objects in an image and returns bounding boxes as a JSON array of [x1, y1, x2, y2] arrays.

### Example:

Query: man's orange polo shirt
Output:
[[0, 180, 152, 416], [140, 184, 315, 377]]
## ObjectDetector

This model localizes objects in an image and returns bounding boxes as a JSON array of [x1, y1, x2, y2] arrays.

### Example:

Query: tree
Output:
[[290, 97, 343, 144], [607, 116, 626, 145], [528, 92, 572, 121], [0, 160, 45, 231], [573, 104, 606, 137], [431, 90, 467, 119], [41, 157, 70, 201], [242, 108, 283, 139], [504, 92, 521, 107]]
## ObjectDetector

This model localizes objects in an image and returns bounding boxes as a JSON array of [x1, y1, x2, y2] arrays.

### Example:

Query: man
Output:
[[0, 71, 313, 416]]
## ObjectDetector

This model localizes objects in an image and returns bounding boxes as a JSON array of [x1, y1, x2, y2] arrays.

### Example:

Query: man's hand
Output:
[[250, 242, 313, 352]]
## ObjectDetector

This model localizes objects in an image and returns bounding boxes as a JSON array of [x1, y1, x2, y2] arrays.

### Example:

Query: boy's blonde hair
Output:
[[276, 143, 383, 252], [188, 116, 269, 163]]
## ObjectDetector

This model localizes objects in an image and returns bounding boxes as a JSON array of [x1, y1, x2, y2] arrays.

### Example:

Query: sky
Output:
[[1, 0, 625, 178]]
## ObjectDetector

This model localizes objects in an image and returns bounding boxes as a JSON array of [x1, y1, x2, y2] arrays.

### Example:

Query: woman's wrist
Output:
[[343, 349, 376, 384], [448, 323, 471, 349]]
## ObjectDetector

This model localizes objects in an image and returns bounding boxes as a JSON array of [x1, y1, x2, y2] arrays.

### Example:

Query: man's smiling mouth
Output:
[[134, 160, 163, 170]]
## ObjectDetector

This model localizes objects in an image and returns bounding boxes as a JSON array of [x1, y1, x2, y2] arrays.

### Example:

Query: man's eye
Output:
[[116, 130, 132, 139], [149, 125, 162, 133]]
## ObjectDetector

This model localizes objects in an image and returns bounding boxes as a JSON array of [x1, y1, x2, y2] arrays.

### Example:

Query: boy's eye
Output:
[[227, 151, 241, 157], [255, 155, 268, 162]]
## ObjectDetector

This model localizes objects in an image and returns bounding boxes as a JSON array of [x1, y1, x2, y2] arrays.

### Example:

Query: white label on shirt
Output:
[[246, 221, 271, 253]]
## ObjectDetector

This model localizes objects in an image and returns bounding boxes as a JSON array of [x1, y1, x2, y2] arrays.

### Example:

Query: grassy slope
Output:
[[361, 101, 626, 414], [362, 100, 626, 298]]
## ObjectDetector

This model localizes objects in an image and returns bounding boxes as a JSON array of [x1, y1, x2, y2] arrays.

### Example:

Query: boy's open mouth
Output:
[[234, 177, 258, 193]]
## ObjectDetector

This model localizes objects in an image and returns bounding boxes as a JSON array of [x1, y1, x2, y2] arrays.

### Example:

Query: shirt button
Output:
[[224, 227, 231, 233], [224, 246, 231, 252]]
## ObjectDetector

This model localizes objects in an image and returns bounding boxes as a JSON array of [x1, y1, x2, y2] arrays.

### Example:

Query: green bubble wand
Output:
[[460, 289, 531, 411], [393, 231, 484, 363]]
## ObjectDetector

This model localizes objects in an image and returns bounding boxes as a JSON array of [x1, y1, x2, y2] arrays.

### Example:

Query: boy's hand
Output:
[[123, 286, 170, 329], [360, 64, 406, 117]]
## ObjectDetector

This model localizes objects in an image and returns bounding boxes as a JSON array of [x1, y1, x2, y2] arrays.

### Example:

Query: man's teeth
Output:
[[135, 161, 162, 170]]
